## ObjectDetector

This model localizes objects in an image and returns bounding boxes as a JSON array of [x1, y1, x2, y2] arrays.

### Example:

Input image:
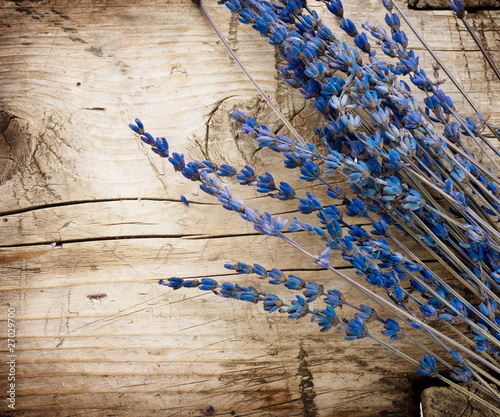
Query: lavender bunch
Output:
[[130, 0, 500, 412]]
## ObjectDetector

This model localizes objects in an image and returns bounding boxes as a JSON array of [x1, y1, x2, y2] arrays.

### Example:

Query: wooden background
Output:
[[0, 0, 499, 416]]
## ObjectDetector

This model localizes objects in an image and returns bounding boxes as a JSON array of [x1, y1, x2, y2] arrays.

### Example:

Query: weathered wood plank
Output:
[[409, 0, 500, 10], [1, 0, 499, 415], [421, 386, 500, 417]]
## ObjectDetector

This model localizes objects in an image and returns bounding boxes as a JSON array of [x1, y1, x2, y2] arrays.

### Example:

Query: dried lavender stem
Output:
[[461, 18, 500, 83], [277, 233, 500, 375], [391, 0, 500, 142], [195, 0, 307, 146]]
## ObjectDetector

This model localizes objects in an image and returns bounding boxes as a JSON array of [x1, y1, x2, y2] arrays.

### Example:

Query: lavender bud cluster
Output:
[[130, 0, 500, 412]]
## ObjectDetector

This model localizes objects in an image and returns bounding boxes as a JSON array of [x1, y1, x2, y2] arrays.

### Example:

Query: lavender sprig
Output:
[[130, 0, 500, 412]]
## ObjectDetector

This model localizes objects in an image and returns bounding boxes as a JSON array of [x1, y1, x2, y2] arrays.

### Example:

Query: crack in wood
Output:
[[228, 11, 239, 51], [198, 96, 237, 160], [297, 345, 317, 417], [0, 197, 219, 217]]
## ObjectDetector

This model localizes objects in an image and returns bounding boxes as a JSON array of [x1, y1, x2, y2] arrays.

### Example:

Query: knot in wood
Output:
[[0, 111, 32, 184]]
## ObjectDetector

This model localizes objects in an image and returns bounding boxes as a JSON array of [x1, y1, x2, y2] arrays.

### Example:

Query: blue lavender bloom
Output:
[[218, 282, 260, 302], [324, 289, 344, 308], [474, 334, 490, 352], [149, 137, 170, 158], [238, 8, 255, 25], [300, 160, 321, 181], [410, 278, 426, 294], [303, 281, 324, 302], [305, 61, 327, 79], [253, 15, 269, 35], [420, 304, 437, 318], [255, 172, 276, 193], [289, 217, 324, 237], [372, 219, 389, 236], [140, 132, 155, 146], [182, 279, 200, 288], [381, 0, 393, 10], [223, 0, 242, 13], [354, 32, 370, 54], [343, 317, 369, 340], [450, 349, 463, 363], [203, 405, 215, 414], [237, 165, 256, 185], [385, 12, 400, 30], [199, 171, 222, 196], [272, 181, 296, 200], [285, 274, 305, 290], [199, 160, 218, 173], [285, 0, 303, 16], [231, 109, 247, 123], [214, 186, 246, 213], [199, 278, 218, 291], [303, 192, 323, 211], [224, 262, 251, 274], [416, 354, 437, 377], [393, 30, 408, 49], [180, 195, 189, 206], [346, 198, 367, 217], [410, 69, 433, 91], [135, 3, 500, 400], [284, 152, 307, 169], [159, 277, 183, 290], [410, 321, 422, 330], [491, 270, 500, 287], [254, 212, 288, 236], [252, 263, 267, 277], [444, 122, 461, 143], [339, 18, 357, 37], [269, 24, 289, 45], [461, 117, 479, 136], [311, 306, 339, 332], [388, 285, 406, 306], [267, 268, 285, 285], [219, 281, 237, 298], [448, 0, 465, 19], [317, 24, 334, 41], [169, 152, 185, 172], [241, 207, 259, 223], [325, 0, 344, 18], [217, 164, 237, 177], [381, 318, 400, 342], [324, 152, 344, 173], [263, 294, 284, 313], [129, 118, 144, 135], [234, 285, 260, 303], [356, 304, 374, 321], [316, 246, 331, 268], [450, 363, 473, 383], [256, 133, 273, 148], [181, 162, 201, 181], [285, 295, 310, 319], [403, 111, 424, 130]]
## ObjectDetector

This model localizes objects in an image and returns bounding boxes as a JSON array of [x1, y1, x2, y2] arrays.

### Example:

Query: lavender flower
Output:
[[129, 0, 500, 412], [416, 354, 437, 377]]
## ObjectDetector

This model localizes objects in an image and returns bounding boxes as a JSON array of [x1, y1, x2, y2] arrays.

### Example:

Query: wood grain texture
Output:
[[0, 0, 499, 416], [421, 386, 499, 417], [409, 0, 500, 9]]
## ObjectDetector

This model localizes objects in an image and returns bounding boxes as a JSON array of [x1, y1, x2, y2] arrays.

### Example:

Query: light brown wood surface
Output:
[[0, 1, 499, 416]]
